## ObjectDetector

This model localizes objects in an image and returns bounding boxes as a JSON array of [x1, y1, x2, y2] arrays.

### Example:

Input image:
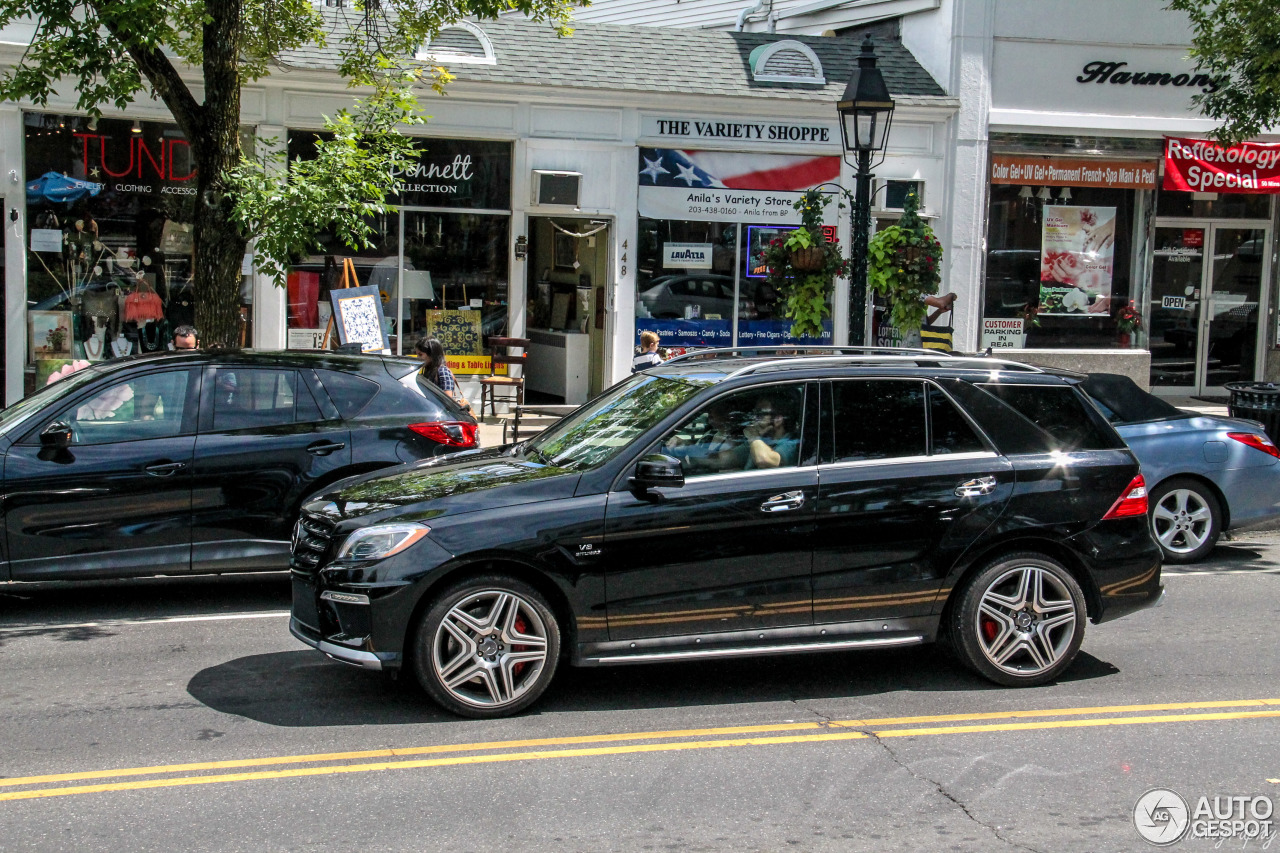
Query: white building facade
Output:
[[0, 17, 955, 404], [578, 0, 1280, 393]]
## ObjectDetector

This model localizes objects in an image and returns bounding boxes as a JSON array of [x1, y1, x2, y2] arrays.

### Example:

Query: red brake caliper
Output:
[[511, 616, 529, 678], [981, 617, 999, 643]]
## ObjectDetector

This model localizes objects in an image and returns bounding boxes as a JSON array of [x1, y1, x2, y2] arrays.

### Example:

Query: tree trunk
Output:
[[194, 0, 248, 349]]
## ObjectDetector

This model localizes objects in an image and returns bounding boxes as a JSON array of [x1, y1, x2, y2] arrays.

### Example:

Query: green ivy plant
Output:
[[758, 190, 849, 339], [867, 191, 943, 335]]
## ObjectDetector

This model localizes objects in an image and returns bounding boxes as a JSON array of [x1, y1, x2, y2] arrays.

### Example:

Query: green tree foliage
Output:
[[0, 0, 582, 346], [1167, 0, 1280, 145], [758, 190, 848, 339]]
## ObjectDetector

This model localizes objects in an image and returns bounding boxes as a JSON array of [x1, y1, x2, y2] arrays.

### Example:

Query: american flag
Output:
[[639, 148, 840, 192]]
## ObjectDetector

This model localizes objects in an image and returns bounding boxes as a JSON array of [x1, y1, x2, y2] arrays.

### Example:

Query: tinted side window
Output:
[[657, 384, 806, 476], [978, 384, 1124, 451], [212, 369, 296, 431], [830, 380, 926, 462], [58, 370, 192, 445], [316, 370, 379, 420], [295, 380, 324, 423], [928, 386, 987, 455]]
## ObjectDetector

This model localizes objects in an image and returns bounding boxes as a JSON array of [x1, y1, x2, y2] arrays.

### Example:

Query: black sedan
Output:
[[0, 350, 477, 581]]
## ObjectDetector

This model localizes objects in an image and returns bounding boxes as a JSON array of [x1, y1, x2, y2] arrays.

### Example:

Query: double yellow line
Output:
[[4, 697, 1279, 802]]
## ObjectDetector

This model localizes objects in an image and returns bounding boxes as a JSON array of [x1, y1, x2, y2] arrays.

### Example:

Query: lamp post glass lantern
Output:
[[837, 36, 895, 346]]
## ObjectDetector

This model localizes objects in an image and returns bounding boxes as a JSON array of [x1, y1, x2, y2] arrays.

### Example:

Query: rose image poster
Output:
[[1039, 205, 1116, 316]]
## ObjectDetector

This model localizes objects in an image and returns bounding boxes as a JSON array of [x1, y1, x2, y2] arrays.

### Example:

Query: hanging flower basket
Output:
[[902, 245, 922, 264], [790, 245, 825, 271]]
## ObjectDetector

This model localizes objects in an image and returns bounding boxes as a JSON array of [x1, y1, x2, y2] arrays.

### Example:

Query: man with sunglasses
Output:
[[742, 396, 799, 470]]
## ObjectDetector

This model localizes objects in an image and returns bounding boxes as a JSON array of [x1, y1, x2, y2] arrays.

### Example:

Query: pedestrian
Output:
[[632, 330, 664, 373], [172, 325, 198, 350], [416, 336, 474, 413]]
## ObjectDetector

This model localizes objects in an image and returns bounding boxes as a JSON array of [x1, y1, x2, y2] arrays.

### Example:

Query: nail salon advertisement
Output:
[[1039, 205, 1116, 316]]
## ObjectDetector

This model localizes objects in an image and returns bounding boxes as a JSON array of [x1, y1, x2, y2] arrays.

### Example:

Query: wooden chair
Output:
[[479, 336, 530, 418]]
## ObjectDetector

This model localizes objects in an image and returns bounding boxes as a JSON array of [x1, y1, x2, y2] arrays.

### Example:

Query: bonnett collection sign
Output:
[[1163, 136, 1280, 194]]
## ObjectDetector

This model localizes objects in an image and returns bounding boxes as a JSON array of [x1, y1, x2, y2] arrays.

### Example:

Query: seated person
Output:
[[743, 395, 800, 470], [664, 398, 747, 473]]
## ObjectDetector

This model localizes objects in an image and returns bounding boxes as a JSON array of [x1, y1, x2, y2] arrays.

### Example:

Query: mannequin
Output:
[[83, 319, 106, 360]]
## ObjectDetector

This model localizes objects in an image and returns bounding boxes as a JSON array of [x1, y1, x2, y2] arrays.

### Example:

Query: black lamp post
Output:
[[836, 36, 896, 345]]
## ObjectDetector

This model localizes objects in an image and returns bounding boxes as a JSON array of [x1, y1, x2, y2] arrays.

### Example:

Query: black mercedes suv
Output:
[[290, 349, 1163, 718]]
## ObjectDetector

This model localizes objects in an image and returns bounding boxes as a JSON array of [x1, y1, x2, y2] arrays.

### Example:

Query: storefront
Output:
[[21, 113, 252, 390], [284, 133, 512, 376], [978, 5, 1280, 391], [0, 19, 954, 404]]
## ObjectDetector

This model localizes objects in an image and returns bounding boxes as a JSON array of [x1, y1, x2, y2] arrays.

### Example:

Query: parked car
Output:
[[0, 350, 477, 581], [290, 349, 1162, 718], [1081, 372, 1280, 563], [636, 274, 744, 320]]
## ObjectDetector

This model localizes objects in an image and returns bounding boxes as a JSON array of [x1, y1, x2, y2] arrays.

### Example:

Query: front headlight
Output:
[[335, 523, 431, 562]]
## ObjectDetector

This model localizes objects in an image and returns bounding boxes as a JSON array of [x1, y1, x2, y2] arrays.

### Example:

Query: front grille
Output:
[[291, 511, 336, 573]]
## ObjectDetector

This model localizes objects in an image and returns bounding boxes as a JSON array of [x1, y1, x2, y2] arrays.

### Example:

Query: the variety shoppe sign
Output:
[[1164, 136, 1280, 194]]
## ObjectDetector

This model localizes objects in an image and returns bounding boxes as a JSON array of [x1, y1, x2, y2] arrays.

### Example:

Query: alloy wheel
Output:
[[975, 565, 1080, 676], [1151, 487, 1213, 556], [431, 589, 549, 710]]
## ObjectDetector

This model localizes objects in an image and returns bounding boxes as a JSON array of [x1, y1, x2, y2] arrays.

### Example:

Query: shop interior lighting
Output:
[[1059, 187, 1072, 200], [1036, 186, 1052, 200], [1018, 186, 1033, 199], [131, 120, 142, 133]]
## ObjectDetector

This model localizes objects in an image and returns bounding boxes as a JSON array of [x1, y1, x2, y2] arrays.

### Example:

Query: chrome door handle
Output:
[[761, 490, 805, 512], [144, 461, 187, 477], [955, 476, 997, 497]]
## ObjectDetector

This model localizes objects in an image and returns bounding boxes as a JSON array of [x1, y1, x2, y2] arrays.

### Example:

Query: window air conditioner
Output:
[[532, 170, 582, 207]]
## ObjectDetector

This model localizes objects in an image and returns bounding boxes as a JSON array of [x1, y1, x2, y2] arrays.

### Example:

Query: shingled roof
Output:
[[283, 15, 947, 103]]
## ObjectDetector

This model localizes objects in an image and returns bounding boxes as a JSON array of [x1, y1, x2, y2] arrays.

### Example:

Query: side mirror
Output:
[[629, 453, 684, 494], [40, 421, 72, 450]]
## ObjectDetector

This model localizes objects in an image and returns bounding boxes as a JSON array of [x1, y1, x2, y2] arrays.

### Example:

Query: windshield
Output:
[[0, 365, 110, 438], [523, 374, 712, 471]]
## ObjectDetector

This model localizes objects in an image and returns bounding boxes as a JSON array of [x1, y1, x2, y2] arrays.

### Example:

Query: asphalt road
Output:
[[1, 536, 1278, 853]]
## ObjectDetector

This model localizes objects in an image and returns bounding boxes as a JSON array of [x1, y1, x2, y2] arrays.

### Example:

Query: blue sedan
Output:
[[1082, 373, 1280, 563]]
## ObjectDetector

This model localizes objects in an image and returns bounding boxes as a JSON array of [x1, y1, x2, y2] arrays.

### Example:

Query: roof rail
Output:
[[663, 345, 944, 365], [722, 354, 1046, 379]]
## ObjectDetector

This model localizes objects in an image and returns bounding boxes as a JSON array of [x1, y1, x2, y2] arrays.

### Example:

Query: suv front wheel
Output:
[[412, 576, 561, 718], [951, 553, 1085, 687]]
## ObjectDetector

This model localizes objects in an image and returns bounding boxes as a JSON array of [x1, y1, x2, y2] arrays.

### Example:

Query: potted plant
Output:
[[758, 190, 848, 339], [1115, 300, 1142, 348], [867, 191, 944, 339], [45, 325, 67, 354]]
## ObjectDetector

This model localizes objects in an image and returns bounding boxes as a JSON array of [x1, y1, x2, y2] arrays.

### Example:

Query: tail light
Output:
[[1103, 474, 1148, 520], [1227, 431, 1280, 460], [409, 421, 478, 448]]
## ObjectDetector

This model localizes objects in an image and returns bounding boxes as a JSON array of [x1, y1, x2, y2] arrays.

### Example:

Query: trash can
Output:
[[1225, 381, 1280, 443]]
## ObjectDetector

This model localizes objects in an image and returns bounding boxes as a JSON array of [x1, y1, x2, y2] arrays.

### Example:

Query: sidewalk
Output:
[[1166, 396, 1229, 418]]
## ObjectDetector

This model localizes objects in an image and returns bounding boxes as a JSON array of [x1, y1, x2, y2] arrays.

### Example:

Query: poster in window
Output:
[[329, 285, 390, 354], [1039, 205, 1116, 316], [553, 232, 578, 270], [423, 309, 502, 375], [29, 311, 73, 360]]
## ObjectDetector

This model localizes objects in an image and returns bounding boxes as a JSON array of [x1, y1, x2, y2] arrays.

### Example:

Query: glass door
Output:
[[1149, 222, 1270, 394]]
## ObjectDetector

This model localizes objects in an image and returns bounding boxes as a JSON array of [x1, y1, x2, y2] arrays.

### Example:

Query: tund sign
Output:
[[663, 242, 714, 270]]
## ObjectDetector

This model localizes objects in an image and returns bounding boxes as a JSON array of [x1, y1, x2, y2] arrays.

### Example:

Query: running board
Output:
[[583, 634, 925, 666]]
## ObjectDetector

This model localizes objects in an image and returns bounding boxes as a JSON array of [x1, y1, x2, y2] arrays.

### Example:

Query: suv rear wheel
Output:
[[412, 576, 561, 718], [951, 553, 1085, 687]]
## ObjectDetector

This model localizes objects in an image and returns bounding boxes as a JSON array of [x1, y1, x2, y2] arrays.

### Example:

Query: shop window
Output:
[[981, 182, 1137, 350], [23, 112, 249, 395], [1156, 188, 1271, 219], [878, 180, 924, 212], [284, 133, 512, 375]]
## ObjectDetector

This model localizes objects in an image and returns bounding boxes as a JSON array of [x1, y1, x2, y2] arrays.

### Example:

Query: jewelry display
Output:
[[111, 335, 132, 358], [83, 321, 105, 360]]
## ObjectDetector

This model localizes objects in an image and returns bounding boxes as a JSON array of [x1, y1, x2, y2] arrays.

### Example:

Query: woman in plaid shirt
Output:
[[416, 337, 473, 412]]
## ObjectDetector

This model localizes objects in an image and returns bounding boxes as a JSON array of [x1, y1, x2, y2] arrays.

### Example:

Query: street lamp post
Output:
[[836, 36, 896, 345]]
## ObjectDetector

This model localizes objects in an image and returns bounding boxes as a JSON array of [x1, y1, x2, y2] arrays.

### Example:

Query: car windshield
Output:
[[0, 364, 111, 438], [522, 374, 712, 471]]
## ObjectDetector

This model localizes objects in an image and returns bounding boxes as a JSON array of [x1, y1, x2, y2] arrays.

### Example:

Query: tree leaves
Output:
[[1167, 0, 1280, 146]]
